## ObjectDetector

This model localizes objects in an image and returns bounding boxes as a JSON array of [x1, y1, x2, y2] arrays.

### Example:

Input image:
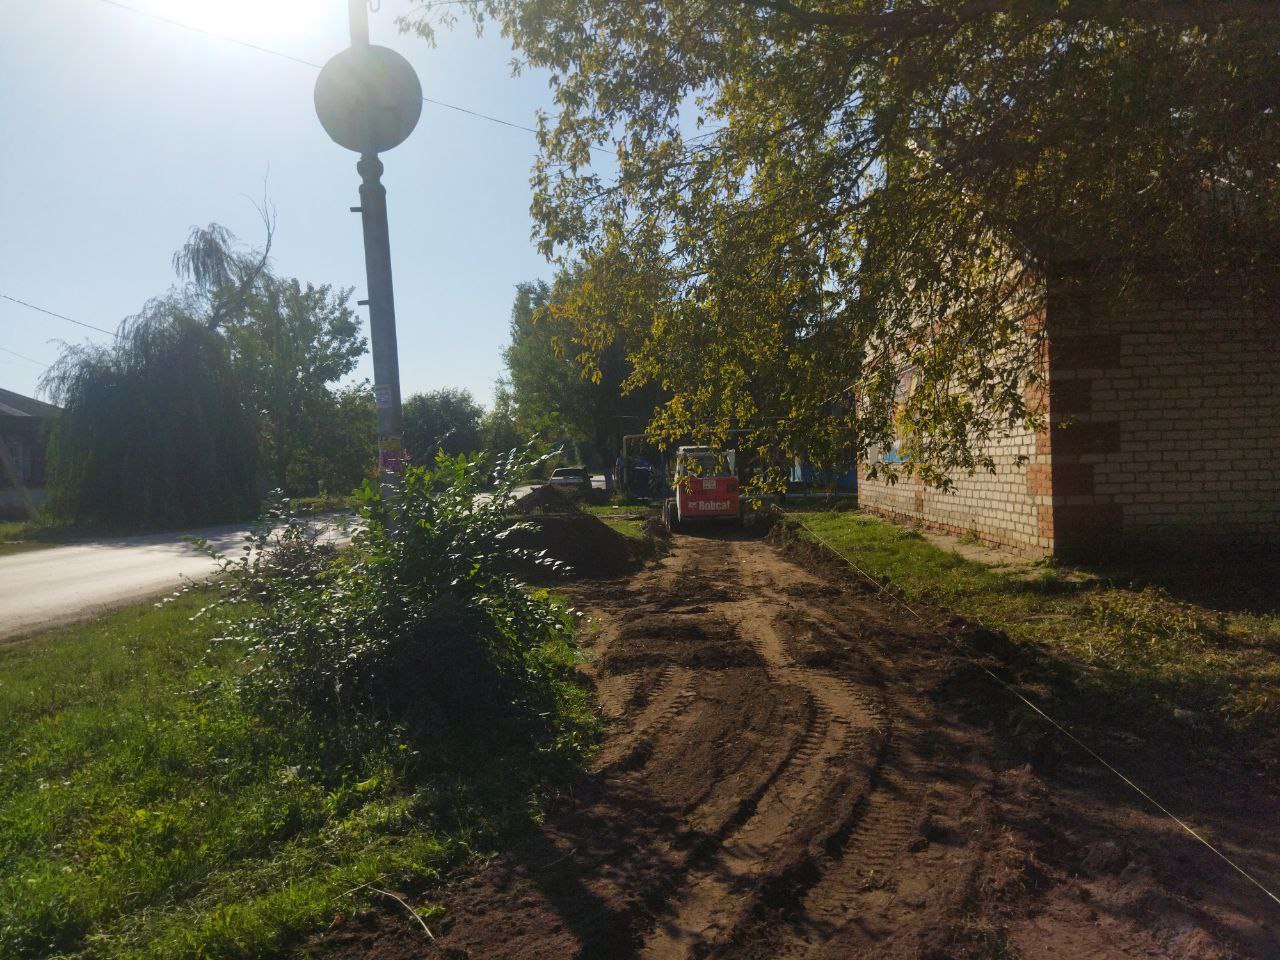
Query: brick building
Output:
[[857, 272, 1280, 559]]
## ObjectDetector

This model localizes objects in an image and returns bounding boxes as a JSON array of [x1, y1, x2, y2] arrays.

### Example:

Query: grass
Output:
[[288, 493, 358, 515], [0, 495, 351, 556], [787, 511, 1280, 744], [582, 504, 650, 540], [0, 590, 596, 959], [0, 520, 63, 556]]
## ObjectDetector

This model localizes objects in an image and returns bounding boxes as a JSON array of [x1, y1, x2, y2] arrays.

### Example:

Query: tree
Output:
[[407, 1, 1280, 485], [223, 278, 366, 493], [402, 388, 485, 463], [42, 224, 372, 528], [42, 309, 258, 530], [287, 383, 377, 497], [503, 276, 663, 467], [479, 380, 524, 455]]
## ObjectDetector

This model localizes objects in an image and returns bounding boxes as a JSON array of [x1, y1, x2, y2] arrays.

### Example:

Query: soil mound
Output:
[[513, 484, 579, 514], [504, 513, 644, 581]]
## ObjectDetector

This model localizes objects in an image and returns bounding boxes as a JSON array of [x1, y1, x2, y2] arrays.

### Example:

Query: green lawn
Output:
[[0, 591, 594, 959], [582, 504, 651, 540], [787, 511, 1280, 744], [0, 520, 57, 557]]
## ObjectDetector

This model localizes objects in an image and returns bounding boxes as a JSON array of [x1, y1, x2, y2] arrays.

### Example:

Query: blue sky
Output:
[[1, 0, 590, 407]]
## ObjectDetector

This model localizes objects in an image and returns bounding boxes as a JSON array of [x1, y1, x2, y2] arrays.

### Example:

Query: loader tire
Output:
[[663, 499, 681, 533]]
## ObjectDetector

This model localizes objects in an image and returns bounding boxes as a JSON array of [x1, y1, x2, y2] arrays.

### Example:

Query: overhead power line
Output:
[[0, 345, 49, 367], [94, 0, 561, 143], [0, 293, 117, 337]]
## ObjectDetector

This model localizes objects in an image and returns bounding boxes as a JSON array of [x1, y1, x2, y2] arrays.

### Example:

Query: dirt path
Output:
[[314, 533, 1280, 960]]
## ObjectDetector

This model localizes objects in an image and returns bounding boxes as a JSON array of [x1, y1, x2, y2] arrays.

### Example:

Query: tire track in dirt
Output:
[[597, 668, 697, 774], [306, 529, 1280, 960], [635, 540, 895, 958], [704, 546, 970, 960]]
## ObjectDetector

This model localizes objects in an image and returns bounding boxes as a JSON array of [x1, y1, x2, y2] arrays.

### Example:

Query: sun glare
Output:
[[146, 0, 324, 43]]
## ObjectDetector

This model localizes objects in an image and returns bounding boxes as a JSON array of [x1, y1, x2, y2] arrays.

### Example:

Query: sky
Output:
[[1, 0, 593, 408]]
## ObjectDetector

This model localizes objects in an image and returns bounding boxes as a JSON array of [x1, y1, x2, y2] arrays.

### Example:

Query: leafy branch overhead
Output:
[[406, 0, 1280, 484], [503, 277, 664, 468]]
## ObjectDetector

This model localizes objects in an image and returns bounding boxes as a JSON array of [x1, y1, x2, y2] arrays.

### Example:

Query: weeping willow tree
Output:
[[41, 303, 258, 530], [40, 220, 365, 530]]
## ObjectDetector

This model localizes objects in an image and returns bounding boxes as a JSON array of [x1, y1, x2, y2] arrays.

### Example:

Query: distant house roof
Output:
[[0, 388, 59, 419]]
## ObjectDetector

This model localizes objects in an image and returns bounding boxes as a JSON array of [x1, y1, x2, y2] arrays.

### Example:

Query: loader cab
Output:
[[664, 446, 742, 530]]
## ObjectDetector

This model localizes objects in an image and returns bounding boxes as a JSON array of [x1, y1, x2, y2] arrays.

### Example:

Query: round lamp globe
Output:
[[315, 44, 423, 154]]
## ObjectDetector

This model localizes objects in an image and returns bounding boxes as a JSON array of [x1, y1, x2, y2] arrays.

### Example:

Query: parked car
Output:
[[546, 466, 593, 494]]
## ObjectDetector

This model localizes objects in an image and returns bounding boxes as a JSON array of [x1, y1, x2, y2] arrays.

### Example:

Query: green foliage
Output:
[[284, 383, 377, 497], [41, 313, 259, 531], [0, 450, 596, 959], [222, 277, 367, 494], [504, 276, 662, 468], [479, 380, 524, 455], [401, 388, 485, 463], [41, 224, 371, 529], [407, 1, 1280, 484], [793, 511, 1280, 737], [205, 449, 589, 765]]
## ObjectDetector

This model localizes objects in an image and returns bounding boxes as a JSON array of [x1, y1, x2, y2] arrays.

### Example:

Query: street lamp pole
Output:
[[356, 149, 405, 490], [347, 0, 369, 45], [349, 0, 403, 496], [315, 1, 423, 500]]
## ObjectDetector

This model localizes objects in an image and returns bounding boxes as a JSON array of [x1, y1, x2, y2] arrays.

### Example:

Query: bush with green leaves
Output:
[[0, 447, 595, 960], [203, 446, 590, 776]]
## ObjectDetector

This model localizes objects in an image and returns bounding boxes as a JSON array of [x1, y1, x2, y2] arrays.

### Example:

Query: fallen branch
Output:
[[369, 886, 437, 941]]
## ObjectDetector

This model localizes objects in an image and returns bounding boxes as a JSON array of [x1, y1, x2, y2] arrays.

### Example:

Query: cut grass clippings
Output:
[[787, 511, 1280, 750], [0, 589, 595, 959]]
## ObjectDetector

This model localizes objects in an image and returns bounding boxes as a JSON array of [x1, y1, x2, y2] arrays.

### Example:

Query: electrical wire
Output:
[[93, 0, 575, 146], [0, 345, 48, 367], [783, 508, 1280, 912], [1, 294, 117, 337]]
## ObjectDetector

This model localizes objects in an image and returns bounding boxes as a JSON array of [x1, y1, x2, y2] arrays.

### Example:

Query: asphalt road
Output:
[[0, 477, 609, 643], [0, 521, 348, 644]]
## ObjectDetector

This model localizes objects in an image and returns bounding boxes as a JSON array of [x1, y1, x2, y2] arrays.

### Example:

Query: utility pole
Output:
[[315, 0, 422, 503]]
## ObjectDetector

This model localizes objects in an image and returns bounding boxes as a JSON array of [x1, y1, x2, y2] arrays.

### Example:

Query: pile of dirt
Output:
[[504, 513, 645, 581], [513, 484, 580, 514]]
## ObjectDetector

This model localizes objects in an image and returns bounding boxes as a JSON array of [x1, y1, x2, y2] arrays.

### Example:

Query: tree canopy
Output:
[[223, 277, 366, 492], [407, 0, 1280, 485], [42, 306, 259, 530], [402, 388, 486, 463], [504, 277, 664, 468], [42, 225, 371, 529]]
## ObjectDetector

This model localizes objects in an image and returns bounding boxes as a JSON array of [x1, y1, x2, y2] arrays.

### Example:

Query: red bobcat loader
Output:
[[662, 446, 742, 532]]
